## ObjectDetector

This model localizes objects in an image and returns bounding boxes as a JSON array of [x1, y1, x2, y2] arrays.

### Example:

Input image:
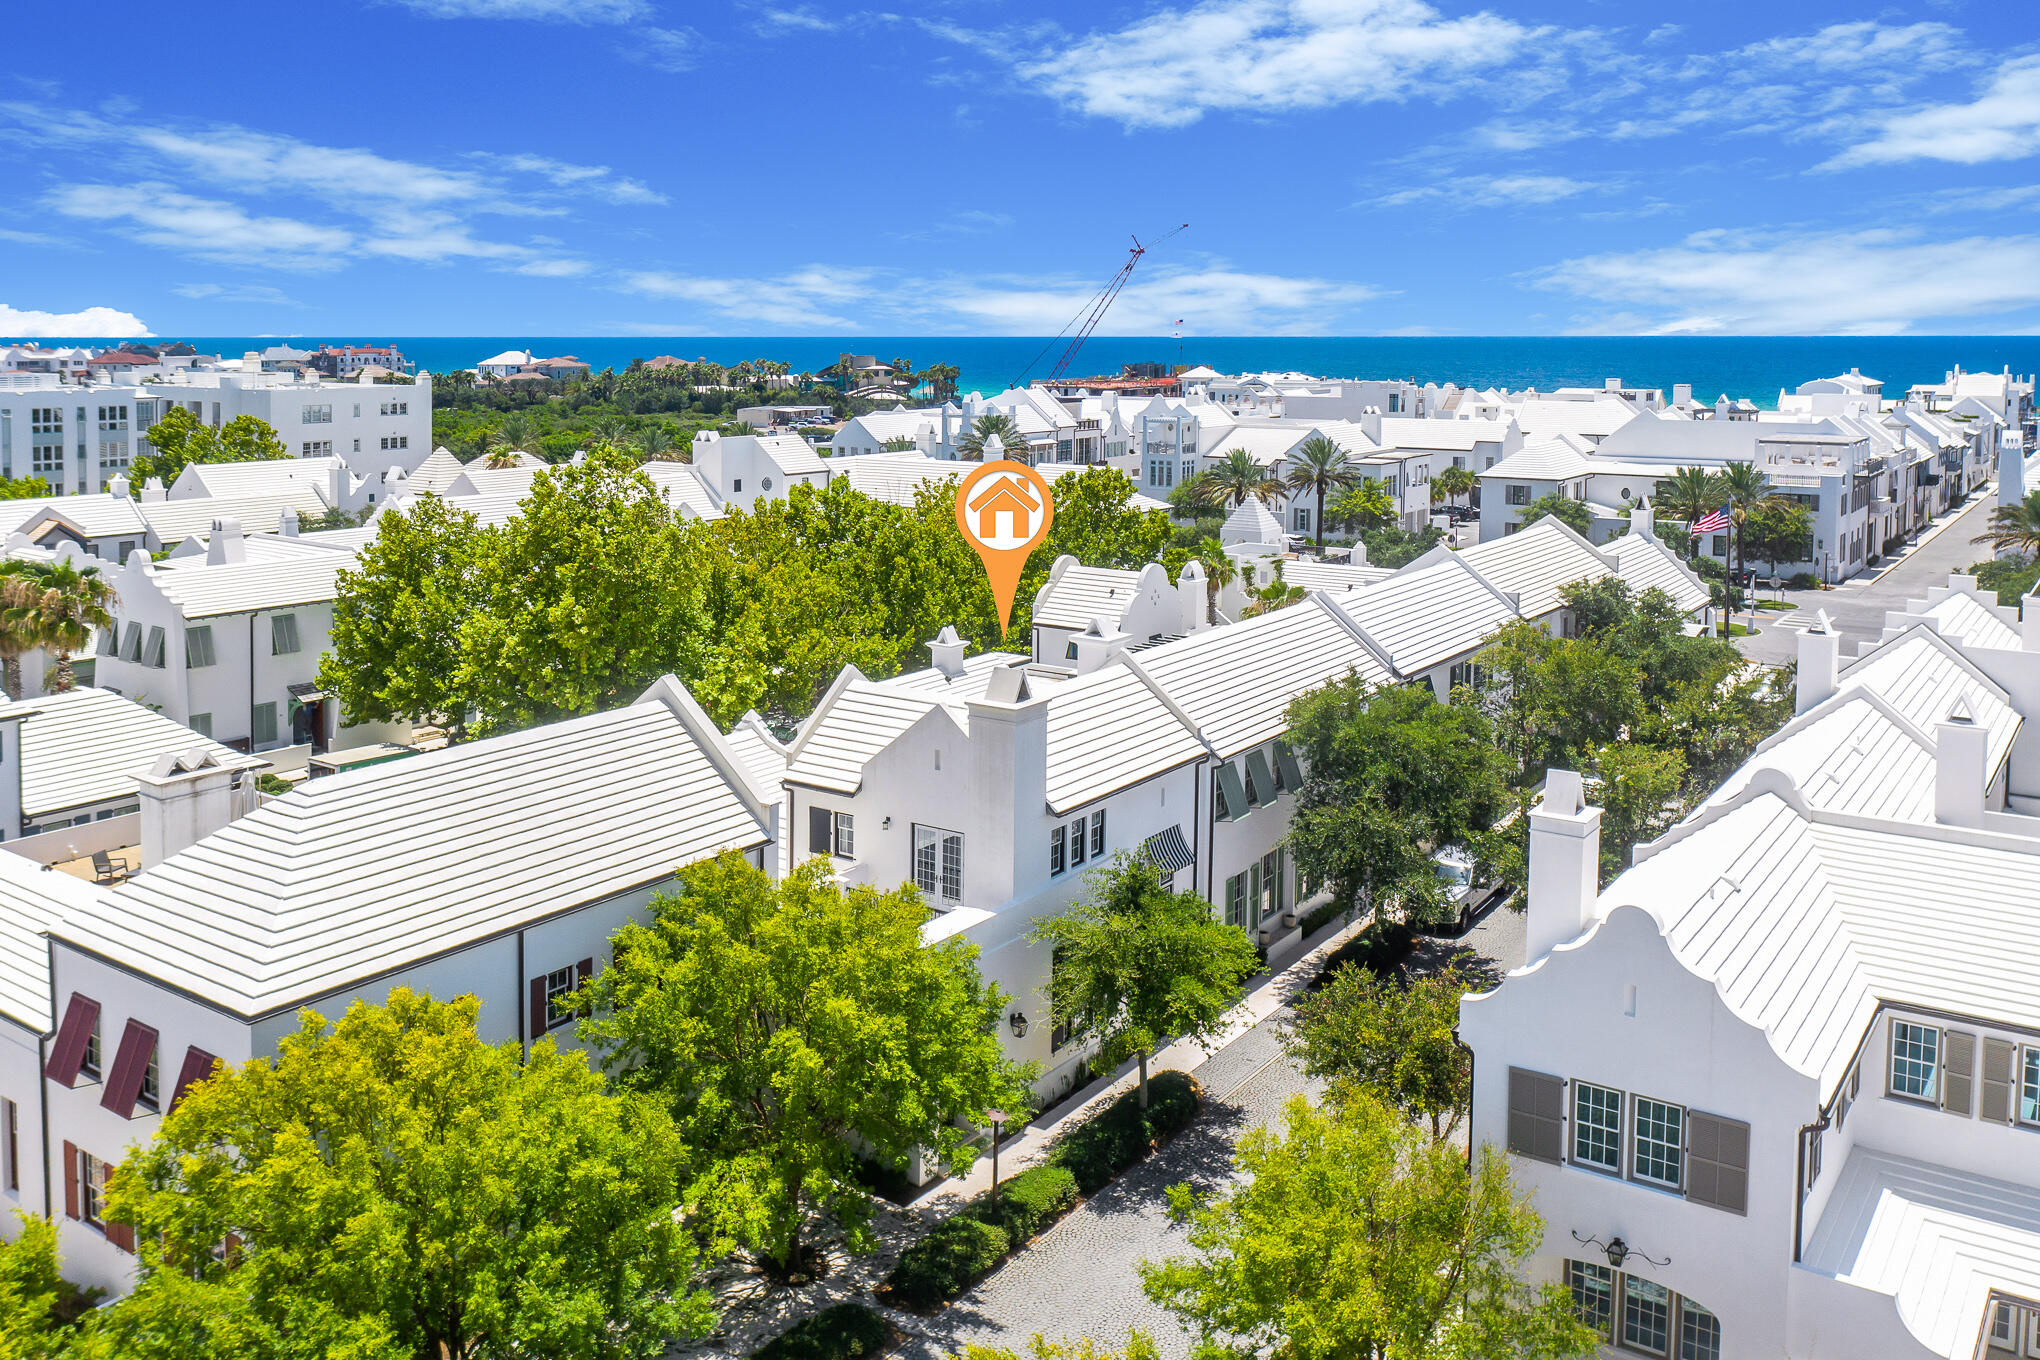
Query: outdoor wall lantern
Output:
[[1572, 1230, 1669, 1271], [882, 816, 893, 829], [1008, 1011, 1029, 1038]]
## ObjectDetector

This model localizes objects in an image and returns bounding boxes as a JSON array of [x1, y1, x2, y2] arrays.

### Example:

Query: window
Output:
[[271, 613, 301, 655], [1622, 1275, 1672, 1356], [380, 435, 410, 451], [81, 1016, 102, 1081], [1050, 825, 1067, 876], [832, 811, 854, 858], [98, 440, 127, 469], [1631, 1096, 1685, 1190], [1065, 641, 1079, 661], [1506, 484, 1530, 506], [1565, 1260, 1613, 1336], [380, 401, 409, 416], [1089, 809, 1105, 858], [544, 966, 576, 1027], [252, 701, 278, 746], [190, 713, 212, 738], [1679, 1301, 1721, 1360], [2020, 1046, 2040, 1125], [30, 408, 60, 435], [1260, 848, 1284, 920], [1241, 758, 1262, 807], [1292, 507, 1310, 532], [137, 1042, 160, 1112], [1049, 948, 1075, 1052], [78, 1149, 109, 1227], [302, 440, 332, 457], [1068, 817, 1088, 867], [1710, 534, 1729, 558], [3, 1098, 15, 1192], [1890, 1020, 1940, 1101], [1224, 871, 1249, 929], [302, 404, 332, 424], [1572, 1081, 1623, 1172], [185, 625, 216, 668], [32, 440, 63, 475], [142, 626, 167, 669], [914, 826, 964, 903]]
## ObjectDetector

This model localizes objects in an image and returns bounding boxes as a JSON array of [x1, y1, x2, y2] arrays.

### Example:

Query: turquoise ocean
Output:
[[12, 336, 2040, 410]]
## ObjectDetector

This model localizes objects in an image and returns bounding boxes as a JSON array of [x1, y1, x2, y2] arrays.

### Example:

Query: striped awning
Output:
[[1142, 825, 1195, 875]]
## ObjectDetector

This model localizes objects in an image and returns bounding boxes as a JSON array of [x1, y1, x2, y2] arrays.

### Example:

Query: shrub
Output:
[[1049, 1071, 1202, 1194], [1786, 572, 1820, 590], [1298, 898, 1349, 938], [884, 1215, 1010, 1309], [754, 1303, 891, 1360], [971, 1165, 1078, 1244]]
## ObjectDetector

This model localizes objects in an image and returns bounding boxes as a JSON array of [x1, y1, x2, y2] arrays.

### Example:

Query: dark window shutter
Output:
[[576, 958, 594, 1016], [529, 976, 549, 1040], [100, 1020, 159, 1119], [1982, 1037, 2018, 1124], [1941, 1030, 1976, 1116], [1506, 1067, 1564, 1164], [62, 1141, 77, 1220], [809, 806, 831, 855], [44, 994, 101, 1087], [170, 1047, 220, 1111], [106, 1218, 134, 1254], [1685, 1111, 1750, 1215]]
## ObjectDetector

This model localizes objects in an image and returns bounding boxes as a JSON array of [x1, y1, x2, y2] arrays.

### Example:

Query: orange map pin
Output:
[[955, 458, 1056, 635]]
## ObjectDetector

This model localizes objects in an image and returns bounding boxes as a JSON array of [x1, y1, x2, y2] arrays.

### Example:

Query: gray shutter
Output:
[[1245, 750, 1278, 806], [808, 806, 831, 856], [1981, 1037, 2017, 1124], [1685, 1111, 1749, 1215], [1506, 1068, 1564, 1164], [1941, 1030, 1976, 1116]]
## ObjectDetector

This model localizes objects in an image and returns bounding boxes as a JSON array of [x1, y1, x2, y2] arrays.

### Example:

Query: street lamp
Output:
[[1008, 1011, 1029, 1038], [983, 1108, 1008, 1201]]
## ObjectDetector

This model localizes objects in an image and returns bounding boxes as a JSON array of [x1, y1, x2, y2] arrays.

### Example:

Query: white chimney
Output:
[[1631, 498, 1655, 540], [1935, 699, 1989, 827], [1526, 769, 1603, 963], [928, 625, 967, 678], [1673, 384, 1692, 407], [206, 518, 247, 566], [108, 473, 130, 499], [1796, 611, 1840, 714], [2024, 590, 2040, 652], [141, 477, 168, 503], [136, 750, 253, 866], [1070, 617, 1131, 674], [1177, 558, 1208, 631], [1359, 405, 1382, 444], [279, 507, 300, 537]]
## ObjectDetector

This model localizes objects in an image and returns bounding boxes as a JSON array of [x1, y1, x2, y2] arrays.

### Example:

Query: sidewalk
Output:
[[909, 910, 1367, 1213]]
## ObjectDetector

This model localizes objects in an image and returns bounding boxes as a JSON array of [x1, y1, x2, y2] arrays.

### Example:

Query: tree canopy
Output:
[[131, 408, 286, 489], [1514, 493, 1593, 537], [578, 852, 1027, 1277], [106, 989, 707, 1360], [1282, 963, 1474, 1141], [1031, 855, 1261, 1107]]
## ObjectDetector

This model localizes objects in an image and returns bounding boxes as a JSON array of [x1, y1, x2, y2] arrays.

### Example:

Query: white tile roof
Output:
[[0, 853, 103, 1031], [8, 688, 262, 820], [449, 464, 542, 499], [757, 434, 827, 478], [1459, 518, 1614, 619], [782, 678, 960, 794], [1839, 629, 2021, 778], [1805, 1147, 2040, 1360], [139, 551, 354, 619], [1477, 436, 1595, 482], [63, 687, 769, 1017], [723, 711, 789, 804], [1328, 555, 1517, 676], [1376, 416, 1511, 451], [640, 462, 725, 519], [1602, 531, 1711, 614], [1707, 691, 1937, 823], [1044, 664, 1204, 812], [1509, 399, 1642, 440], [404, 448, 466, 496], [139, 487, 332, 543], [1131, 597, 1390, 758], [827, 454, 964, 506], [2, 495, 150, 541], [1032, 565, 1146, 632], [175, 457, 341, 500], [1220, 497, 1286, 546], [1920, 591, 2022, 651], [1278, 560, 1394, 593]]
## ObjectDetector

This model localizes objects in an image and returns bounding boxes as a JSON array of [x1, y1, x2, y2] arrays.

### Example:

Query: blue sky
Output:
[[2, 0, 2038, 338]]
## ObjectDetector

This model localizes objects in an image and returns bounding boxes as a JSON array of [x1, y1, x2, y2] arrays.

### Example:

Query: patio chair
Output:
[[90, 850, 129, 884]]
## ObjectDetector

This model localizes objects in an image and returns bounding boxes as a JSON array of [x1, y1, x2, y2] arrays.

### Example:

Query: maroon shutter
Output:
[[44, 994, 101, 1086], [106, 1217, 135, 1253], [100, 1021, 160, 1119], [62, 1141, 78, 1220], [529, 976, 549, 1039], [170, 1047, 220, 1111], [576, 958, 594, 1017]]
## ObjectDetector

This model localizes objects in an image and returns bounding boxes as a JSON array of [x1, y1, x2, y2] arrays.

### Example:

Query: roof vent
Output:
[[1946, 696, 1975, 725]]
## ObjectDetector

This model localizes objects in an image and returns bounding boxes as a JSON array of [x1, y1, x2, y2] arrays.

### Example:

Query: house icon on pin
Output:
[[968, 477, 1041, 541]]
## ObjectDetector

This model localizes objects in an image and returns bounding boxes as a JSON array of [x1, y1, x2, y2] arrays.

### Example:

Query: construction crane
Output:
[[1013, 223, 1188, 389]]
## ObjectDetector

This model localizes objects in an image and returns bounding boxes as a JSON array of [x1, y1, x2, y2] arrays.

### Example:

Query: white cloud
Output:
[[624, 266, 876, 329], [383, 0, 650, 21], [171, 282, 303, 305], [626, 27, 702, 73], [1374, 174, 1595, 209], [0, 303, 151, 338], [492, 154, 666, 205], [1534, 227, 2040, 334], [1828, 54, 2040, 166], [996, 0, 1545, 129], [48, 184, 354, 270]]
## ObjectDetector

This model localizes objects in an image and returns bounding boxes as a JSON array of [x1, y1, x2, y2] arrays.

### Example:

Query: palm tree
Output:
[[1433, 464, 1477, 511], [1718, 461, 1783, 584], [1330, 477, 1396, 533], [14, 560, 116, 693], [496, 411, 537, 455], [924, 364, 960, 403], [0, 563, 45, 700], [888, 357, 914, 391], [1190, 536, 1236, 625], [959, 413, 1030, 462], [1194, 448, 1286, 511], [636, 425, 680, 462], [1282, 435, 1363, 551], [1974, 490, 2040, 557], [1654, 466, 1724, 560]]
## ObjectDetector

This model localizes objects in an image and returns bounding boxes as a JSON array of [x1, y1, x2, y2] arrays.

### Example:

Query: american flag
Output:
[[1691, 508, 1730, 535]]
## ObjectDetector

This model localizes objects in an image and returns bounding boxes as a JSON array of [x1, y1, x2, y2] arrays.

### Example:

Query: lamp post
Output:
[[983, 1108, 1007, 1202]]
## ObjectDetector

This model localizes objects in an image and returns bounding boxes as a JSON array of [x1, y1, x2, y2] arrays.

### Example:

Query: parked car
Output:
[[1428, 848, 1510, 934]]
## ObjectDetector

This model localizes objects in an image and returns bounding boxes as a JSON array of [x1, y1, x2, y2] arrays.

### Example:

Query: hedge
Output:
[[969, 1164, 1078, 1243], [883, 1214, 1010, 1309], [753, 1303, 891, 1360], [1048, 1071, 1201, 1194]]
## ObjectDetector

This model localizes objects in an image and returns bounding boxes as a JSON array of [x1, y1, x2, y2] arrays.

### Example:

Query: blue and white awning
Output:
[[1142, 825, 1195, 875]]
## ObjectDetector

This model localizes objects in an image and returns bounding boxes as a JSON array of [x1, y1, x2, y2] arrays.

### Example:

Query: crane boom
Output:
[[1012, 223, 1188, 389]]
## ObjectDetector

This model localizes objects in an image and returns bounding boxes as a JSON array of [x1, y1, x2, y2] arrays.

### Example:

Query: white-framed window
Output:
[[1631, 1096, 1685, 1190], [914, 825, 964, 903], [271, 613, 301, 655], [1571, 1081, 1622, 1172], [1068, 817, 1088, 868], [380, 401, 409, 416], [380, 435, 410, 451], [77, 1148, 109, 1227], [80, 1016, 101, 1081], [137, 1042, 160, 1112], [831, 811, 854, 858], [302, 440, 333, 457], [1566, 1260, 1719, 1359], [31, 441, 63, 475], [1890, 1020, 1940, 1101], [1050, 825, 1067, 876], [252, 701, 279, 746], [1622, 1275, 1673, 1356], [1259, 848, 1284, 921], [185, 625, 217, 668], [1292, 507, 1310, 531], [190, 712, 212, 738], [142, 626, 167, 669], [1565, 1260, 1613, 1335], [302, 404, 332, 424], [97, 440, 127, 469], [1223, 871, 1249, 929], [1089, 809, 1105, 858], [1679, 1300, 1722, 1360], [2019, 1046, 2040, 1126]]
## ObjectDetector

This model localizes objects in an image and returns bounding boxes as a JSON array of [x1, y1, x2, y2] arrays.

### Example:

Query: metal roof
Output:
[[2, 494, 150, 541], [1279, 560, 1393, 593], [1328, 555, 1517, 676], [1459, 518, 1615, 619], [1602, 531, 1711, 614], [1840, 629, 2021, 778], [139, 487, 331, 543], [1044, 664, 1204, 812], [1032, 564, 1146, 632], [0, 853, 103, 1032], [1920, 591, 2022, 652], [137, 551, 354, 619], [61, 687, 769, 1018], [1707, 690, 1937, 823], [8, 687, 263, 819]]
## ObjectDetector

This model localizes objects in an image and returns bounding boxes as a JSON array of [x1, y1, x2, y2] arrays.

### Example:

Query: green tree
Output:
[[1284, 678, 1510, 932], [0, 474, 50, 501], [1515, 492, 1593, 537], [1283, 436, 1363, 550], [579, 852, 1026, 1279], [1973, 489, 2040, 556], [1185, 536, 1237, 625], [108, 990, 708, 1360], [958, 413, 1030, 462], [1327, 476, 1396, 532], [0, 1214, 95, 1359], [1717, 461, 1782, 582], [1283, 964, 1473, 1141], [1140, 1095, 1598, 1360], [1471, 618, 1642, 776], [1193, 448, 1286, 511], [1032, 855, 1260, 1108], [1652, 466, 1722, 559], [130, 408, 285, 489], [321, 494, 486, 739], [1739, 499, 1812, 574], [1588, 741, 1687, 884], [953, 1335, 1161, 1360], [7, 559, 117, 693], [1431, 464, 1476, 510]]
